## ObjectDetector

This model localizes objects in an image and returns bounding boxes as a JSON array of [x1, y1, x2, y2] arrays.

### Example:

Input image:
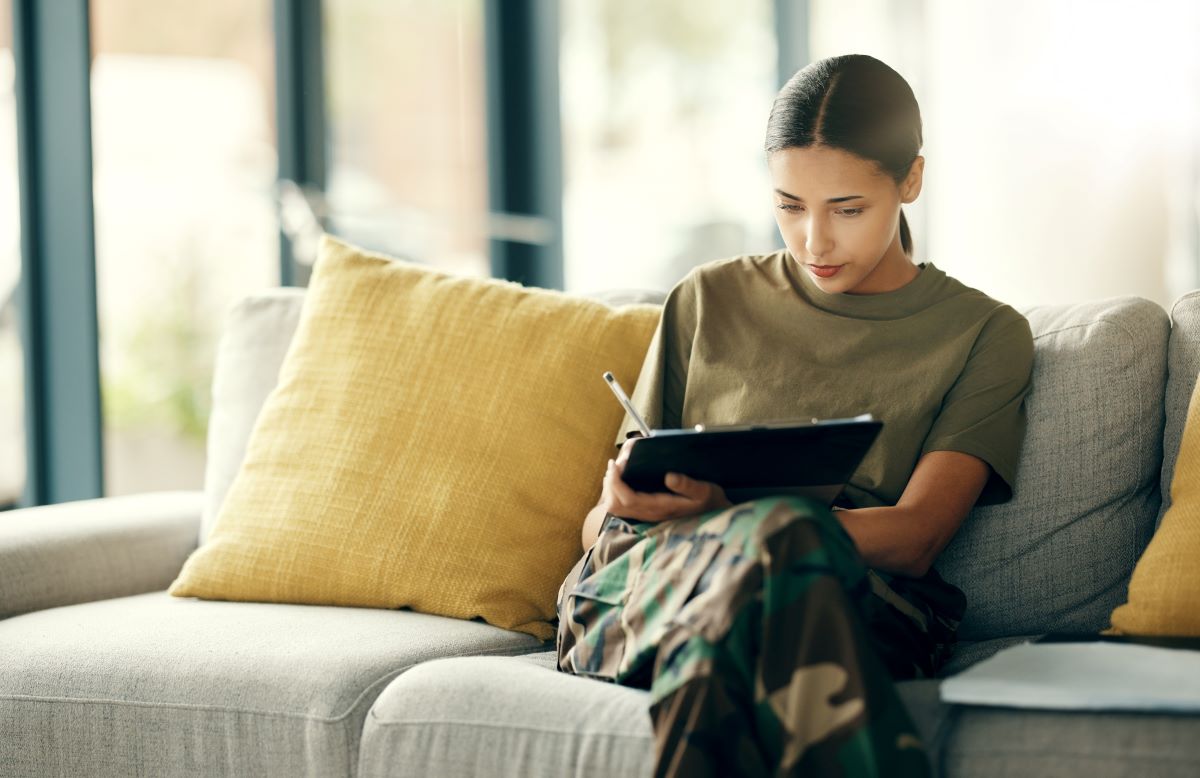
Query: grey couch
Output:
[[2, 284, 1199, 777]]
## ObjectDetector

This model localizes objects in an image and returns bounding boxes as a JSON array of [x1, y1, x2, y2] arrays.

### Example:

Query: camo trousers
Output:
[[555, 495, 966, 778]]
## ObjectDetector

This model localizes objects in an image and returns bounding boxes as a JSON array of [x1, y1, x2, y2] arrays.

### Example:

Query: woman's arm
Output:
[[584, 440, 990, 568], [834, 449, 990, 578], [581, 501, 608, 550]]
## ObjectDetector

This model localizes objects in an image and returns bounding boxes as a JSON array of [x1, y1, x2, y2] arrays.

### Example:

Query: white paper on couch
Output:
[[940, 641, 1200, 712]]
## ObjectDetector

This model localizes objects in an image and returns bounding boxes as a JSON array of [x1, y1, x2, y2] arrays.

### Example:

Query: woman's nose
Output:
[[805, 219, 834, 258]]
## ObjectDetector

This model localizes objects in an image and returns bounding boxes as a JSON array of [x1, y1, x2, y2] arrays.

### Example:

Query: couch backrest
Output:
[[937, 297, 1168, 640], [202, 288, 306, 542], [202, 286, 1176, 645], [1157, 291, 1200, 527]]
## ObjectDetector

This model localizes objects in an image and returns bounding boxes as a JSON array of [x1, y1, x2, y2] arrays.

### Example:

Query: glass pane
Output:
[[91, 0, 278, 496], [560, 0, 778, 295], [811, 0, 1200, 310], [324, 0, 489, 278], [0, 0, 24, 506]]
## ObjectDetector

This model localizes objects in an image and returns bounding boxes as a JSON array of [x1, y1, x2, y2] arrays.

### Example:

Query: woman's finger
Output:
[[607, 462, 642, 508], [609, 465, 706, 521], [608, 466, 666, 519], [599, 459, 613, 503], [603, 461, 636, 516], [664, 472, 698, 498], [615, 436, 639, 468]]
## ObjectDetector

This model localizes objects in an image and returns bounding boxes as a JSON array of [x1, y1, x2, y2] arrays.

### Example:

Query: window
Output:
[[91, 0, 278, 496], [811, 0, 1200, 309], [323, 0, 489, 278], [560, 0, 778, 295]]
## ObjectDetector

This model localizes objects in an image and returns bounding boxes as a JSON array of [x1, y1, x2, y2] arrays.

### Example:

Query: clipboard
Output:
[[619, 414, 883, 506]]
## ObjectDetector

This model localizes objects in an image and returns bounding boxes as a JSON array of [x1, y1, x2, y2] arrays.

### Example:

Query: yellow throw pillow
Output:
[[1108, 379, 1200, 636], [169, 234, 660, 639]]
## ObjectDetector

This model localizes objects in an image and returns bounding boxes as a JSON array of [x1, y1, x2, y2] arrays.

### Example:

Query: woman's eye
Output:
[[775, 203, 803, 213], [837, 208, 865, 217]]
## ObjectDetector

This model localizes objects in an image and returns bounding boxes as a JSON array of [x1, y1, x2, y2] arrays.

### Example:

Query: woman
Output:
[[556, 54, 1034, 777]]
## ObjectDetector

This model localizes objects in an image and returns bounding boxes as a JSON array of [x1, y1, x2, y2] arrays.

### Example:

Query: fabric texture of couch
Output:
[[2, 284, 1199, 777]]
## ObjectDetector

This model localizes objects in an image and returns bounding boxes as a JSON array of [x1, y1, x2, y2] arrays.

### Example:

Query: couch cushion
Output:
[[937, 297, 1168, 641], [0, 491, 202, 618], [201, 288, 306, 543], [175, 235, 661, 640], [1159, 291, 1200, 526], [941, 704, 1200, 777], [1109, 364, 1200, 636], [364, 653, 1200, 778], [356, 653, 949, 778], [360, 654, 656, 778], [200, 286, 667, 545], [0, 591, 541, 778]]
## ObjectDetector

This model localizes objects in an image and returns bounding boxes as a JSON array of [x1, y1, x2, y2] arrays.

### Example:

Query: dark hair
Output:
[[765, 54, 923, 256]]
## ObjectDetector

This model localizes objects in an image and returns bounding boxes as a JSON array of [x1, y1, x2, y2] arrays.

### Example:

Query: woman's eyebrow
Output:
[[774, 188, 865, 204]]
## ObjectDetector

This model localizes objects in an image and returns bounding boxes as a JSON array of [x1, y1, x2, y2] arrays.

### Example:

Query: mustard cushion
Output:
[[1108, 378, 1200, 636], [168, 234, 659, 640]]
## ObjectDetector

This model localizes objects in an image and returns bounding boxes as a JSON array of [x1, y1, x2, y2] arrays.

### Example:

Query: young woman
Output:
[[555, 54, 1034, 777]]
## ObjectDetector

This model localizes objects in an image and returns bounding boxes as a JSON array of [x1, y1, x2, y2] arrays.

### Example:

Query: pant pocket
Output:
[[556, 576, 629, 678]]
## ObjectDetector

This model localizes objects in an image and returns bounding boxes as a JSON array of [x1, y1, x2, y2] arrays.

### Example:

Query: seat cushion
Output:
[[942, 705, 1200, 777], [360, 652, 1200, 778], [0, 591, 542, 778], [356, 653, 948, 778], [360, 654, 656, 778], [936, 297, 1169, 640]]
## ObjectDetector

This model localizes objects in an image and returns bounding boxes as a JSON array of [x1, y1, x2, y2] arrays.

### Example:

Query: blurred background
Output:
[[1, 0, 1198, 508]]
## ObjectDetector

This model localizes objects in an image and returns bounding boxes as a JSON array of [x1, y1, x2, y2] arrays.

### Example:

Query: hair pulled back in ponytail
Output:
[[765, 54, 923, 256]]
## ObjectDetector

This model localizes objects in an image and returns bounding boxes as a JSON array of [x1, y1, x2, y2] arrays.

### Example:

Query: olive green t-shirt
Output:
[[614, 249, 1034, 508]]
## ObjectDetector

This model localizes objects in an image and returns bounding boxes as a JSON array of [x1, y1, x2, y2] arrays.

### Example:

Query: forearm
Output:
[[581, 502, 609, 551], [832, 505, 933, 579]]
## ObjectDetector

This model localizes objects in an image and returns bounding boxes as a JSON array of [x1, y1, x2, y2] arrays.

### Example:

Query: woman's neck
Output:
[[845, 243, 921, 296]]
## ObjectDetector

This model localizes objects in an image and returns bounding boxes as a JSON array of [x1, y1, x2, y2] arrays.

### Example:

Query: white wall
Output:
[[812, 0, 1200, 310]]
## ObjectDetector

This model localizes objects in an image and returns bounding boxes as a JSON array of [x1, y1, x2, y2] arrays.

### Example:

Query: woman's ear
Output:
[[901, 155, 924, 203]]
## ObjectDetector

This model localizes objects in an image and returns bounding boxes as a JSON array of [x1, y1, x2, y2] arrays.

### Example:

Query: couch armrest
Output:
[[0, 491, 203, 619]]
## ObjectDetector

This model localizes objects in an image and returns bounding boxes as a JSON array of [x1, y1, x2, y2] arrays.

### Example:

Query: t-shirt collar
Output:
[[781, 250, 946, 320]]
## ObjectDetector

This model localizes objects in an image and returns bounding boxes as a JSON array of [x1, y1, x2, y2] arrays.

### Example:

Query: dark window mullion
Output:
[[771, 0, 810, 251], [774, 0, 811, 89], [273, 0, 327, 288], [12, 0, 102, 506], [483, 0, 562, 290]]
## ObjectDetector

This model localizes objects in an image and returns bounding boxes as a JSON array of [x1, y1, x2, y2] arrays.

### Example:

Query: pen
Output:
[[602, 371, 653, 437]]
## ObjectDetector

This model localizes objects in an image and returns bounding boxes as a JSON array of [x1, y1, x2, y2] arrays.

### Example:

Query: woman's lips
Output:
[[807, 264, 844, 279]]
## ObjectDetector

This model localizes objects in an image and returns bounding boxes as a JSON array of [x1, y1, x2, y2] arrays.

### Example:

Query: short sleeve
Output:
[[612, 273, 698, 453], [919, 311, 1035, 505]]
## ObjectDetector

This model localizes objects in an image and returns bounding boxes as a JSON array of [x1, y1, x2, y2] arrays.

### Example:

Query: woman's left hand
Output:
[[660, 471, 735, 515], [608, 439, 734, 520]]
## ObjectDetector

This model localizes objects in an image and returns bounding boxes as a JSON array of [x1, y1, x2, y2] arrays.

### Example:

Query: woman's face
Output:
[[767, 144, 923, 295]]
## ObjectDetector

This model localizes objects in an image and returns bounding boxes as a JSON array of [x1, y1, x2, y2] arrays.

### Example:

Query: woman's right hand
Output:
[[599, 435, 733, 523]]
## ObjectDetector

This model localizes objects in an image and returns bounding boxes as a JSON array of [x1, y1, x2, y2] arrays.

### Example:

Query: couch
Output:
[[2, 282, 1199, 777]]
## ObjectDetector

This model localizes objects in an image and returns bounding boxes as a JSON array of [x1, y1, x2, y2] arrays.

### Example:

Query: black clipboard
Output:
[[619, 415, 883, 506]]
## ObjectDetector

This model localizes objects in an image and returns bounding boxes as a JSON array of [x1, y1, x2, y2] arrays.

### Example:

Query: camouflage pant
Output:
[[556, 495, 965, 777]]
